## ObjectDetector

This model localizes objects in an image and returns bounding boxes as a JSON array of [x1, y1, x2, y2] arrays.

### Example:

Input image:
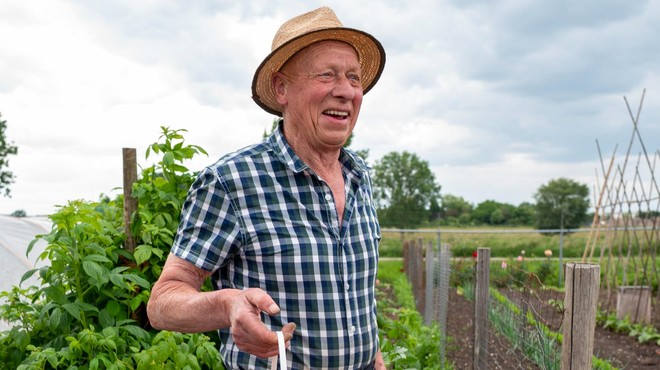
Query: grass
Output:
[[381, 226, 590, 258], [380, 226, 660, 289]]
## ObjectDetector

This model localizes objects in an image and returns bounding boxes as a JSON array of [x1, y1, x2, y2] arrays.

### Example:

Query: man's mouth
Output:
[[323, 110, 349, 119]]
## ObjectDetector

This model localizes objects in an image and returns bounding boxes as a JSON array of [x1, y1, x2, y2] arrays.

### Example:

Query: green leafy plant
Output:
[[0, 127, 221, 369], [377, 260, 450, 369], [598, 311, 660, 346]]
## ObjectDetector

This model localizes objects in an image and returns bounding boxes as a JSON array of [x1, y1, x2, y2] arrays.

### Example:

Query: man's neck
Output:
[[283, 126, 344, 179]]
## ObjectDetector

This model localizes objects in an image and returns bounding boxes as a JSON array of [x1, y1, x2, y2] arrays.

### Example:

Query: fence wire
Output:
[[462, 271, 564, 369], [404, 239, 567, 369]]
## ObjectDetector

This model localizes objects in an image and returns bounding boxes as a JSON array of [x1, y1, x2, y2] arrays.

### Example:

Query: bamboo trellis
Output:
[[582, 89, 660, 325]]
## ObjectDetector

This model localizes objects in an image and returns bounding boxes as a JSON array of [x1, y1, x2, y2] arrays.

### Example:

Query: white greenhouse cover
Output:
[[0, 215, 51, 331]]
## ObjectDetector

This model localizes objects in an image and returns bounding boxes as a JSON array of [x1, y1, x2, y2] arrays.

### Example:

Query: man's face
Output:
[[275, 40, 363, 151]]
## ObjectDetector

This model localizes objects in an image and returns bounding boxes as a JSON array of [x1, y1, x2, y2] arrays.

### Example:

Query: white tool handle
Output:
[[270, 331, 287, 370]]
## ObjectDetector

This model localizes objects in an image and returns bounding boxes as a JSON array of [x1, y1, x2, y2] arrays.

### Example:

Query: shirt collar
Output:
[[268, 120, 369, 176]]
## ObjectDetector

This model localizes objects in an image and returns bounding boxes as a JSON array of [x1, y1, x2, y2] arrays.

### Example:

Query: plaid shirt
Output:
[[171, 124, 381, 369]]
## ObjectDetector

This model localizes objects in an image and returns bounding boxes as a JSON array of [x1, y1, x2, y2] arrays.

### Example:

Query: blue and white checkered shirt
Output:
[[171, 123, 381, 369]]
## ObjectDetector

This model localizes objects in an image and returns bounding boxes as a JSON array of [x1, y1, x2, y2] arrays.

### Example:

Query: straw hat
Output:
[[251, 6, 386, 116]]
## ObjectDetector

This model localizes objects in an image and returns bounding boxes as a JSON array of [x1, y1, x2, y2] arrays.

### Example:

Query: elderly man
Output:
[[147, 6, 386, 369]]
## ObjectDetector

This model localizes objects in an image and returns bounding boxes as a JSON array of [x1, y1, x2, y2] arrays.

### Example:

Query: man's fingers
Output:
[[228, 289, 297, 358], [281, 322, 296, 342], [244, 288, 280, 315]]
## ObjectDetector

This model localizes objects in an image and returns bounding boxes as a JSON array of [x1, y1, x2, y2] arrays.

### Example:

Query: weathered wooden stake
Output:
[[424, 241, 435, 325], [122, 148, 138, 252], [415, 239, 425, 314], [403, 240, 410, 275], [561, 263, 600, 370], [473, 247, 490, 370]]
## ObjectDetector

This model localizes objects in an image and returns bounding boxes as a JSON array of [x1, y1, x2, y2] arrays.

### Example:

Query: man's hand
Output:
[[227, 288, 296, 358], [148, 254, 295, 358]]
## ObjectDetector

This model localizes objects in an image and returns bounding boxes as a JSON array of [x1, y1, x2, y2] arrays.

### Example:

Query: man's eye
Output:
[[314, 72, 333, 79]]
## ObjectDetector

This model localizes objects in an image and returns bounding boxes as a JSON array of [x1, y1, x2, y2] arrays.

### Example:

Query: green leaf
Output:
[[130, 296, 144, 311], [20, 268, 39, 285], [43, 285, 67, 305], [103, 338, 118, 351], [109, 273, 125, 287], [110, 266, 130, 274], [120, 325, 151, 343], [50, 307, 63, 330], [106, 300, 121, 316], [134, 245, 153, 265], [99, 308, 115, 328], [83, 260, 107, 283], [45, 350, 59, 367], [163, 152, 174, 166], [124, 274, 151, 289], [84, 254, 112, 263], [90, 358, 100, 370], [62, 302, 82, 322], [75, 301, 100, 314], [27, 237, 42, 258]]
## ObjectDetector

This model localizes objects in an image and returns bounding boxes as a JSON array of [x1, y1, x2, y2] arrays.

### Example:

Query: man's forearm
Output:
[[147, 253, 238, 333], [147, 280, 239, 333]]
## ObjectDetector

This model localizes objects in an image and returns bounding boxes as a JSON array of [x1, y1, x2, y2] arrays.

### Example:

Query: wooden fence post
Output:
[[473, 247, 490, 370], [561, 263, 600, 370], [424, 241, 435, 325], [122, 148, 138, 253], [415, 239, 425, 314]]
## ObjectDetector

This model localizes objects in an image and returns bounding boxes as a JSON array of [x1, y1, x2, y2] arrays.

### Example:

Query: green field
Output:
[[380, 226, 591, 259], [380, 226, 660, 289]]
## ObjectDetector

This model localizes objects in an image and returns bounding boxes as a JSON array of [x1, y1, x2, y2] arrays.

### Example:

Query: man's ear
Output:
[[272, 72, 287, 105]]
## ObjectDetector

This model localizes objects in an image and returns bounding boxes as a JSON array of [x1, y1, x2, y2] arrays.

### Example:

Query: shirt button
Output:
[[350, 326, 356, 334], [345, 283, 350, 291], [325, 194, 332, 201]]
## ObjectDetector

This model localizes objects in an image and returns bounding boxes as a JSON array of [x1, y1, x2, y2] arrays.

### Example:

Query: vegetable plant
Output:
[[0, 127, 220, 369]]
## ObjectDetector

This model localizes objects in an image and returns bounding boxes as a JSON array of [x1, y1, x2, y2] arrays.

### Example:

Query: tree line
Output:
[[372, 151, 591, 230]]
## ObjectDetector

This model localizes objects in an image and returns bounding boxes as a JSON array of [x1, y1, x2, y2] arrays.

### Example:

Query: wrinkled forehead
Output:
[[280, 40, 360, 73]]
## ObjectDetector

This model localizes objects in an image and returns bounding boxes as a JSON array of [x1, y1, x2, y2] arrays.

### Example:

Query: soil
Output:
[[445, 287, 660, 369]]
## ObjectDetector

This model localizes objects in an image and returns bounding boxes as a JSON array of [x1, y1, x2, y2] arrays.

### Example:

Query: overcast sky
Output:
[[1, 0, 659, 216]]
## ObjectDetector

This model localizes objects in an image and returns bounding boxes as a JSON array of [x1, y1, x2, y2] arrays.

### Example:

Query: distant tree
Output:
[[471, 200, 516, 225], [11, 209, 26, 217], [0, 113, 18, 197], [428, 196, 441, 223], [439, 194, 473, 225], [639, 210, 660, 219], [373, 151, 441, 228], [512, 201, 536, 226], [262, 118, 280, 139], [534, 178, 590, 231]]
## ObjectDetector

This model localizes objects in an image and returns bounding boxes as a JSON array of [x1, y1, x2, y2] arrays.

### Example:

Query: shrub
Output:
[[0, 127, 221, 369]]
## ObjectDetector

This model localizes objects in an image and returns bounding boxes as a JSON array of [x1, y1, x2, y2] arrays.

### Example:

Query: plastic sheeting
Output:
[[0, 215, 51, 330]]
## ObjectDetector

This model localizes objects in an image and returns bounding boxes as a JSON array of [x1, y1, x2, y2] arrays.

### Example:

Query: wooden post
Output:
[[403, 240, 410, 276], [561, 263, 600, 370], [424, 241, 435, 325], [416, 239, 425, 314], [473, 247, 490, 370], [410, 240, 424, 313], [122, 148, 138, 252], [438, 243, 451, 370]]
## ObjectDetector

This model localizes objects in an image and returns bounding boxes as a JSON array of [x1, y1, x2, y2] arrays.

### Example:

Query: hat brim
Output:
[[251, 27, 385, 116]]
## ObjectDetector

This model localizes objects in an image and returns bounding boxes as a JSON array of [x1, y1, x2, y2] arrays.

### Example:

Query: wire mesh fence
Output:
[[403, 239, 571, 369]]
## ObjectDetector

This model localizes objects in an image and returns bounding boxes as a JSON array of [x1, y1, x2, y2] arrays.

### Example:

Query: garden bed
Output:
[[446, 287, 660, 369]]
